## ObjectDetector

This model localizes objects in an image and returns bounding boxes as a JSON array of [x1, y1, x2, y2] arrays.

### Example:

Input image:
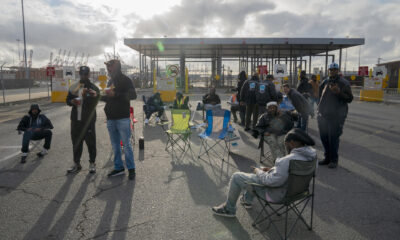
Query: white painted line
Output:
[[0, 151, 20, 163]]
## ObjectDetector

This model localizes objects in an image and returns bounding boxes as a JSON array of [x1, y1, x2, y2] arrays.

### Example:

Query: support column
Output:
[[309, 53, 312, 75], [217, 54, 222, 87], [211, 57, 216, 87], [339, 47, 342, 72], [325, 49, 329, 78], [180, 49, 185, 89], [289, 47, 293, 84]]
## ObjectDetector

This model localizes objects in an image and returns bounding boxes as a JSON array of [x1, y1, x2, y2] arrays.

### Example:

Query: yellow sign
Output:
[[98, 75, 107, 90], [351, 75, 356, 81], [215, 75, 220, 81], [316, 75, 321, 81]]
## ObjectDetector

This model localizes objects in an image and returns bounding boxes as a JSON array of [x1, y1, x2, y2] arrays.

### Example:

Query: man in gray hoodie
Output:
[[212, 128, 316, 217]]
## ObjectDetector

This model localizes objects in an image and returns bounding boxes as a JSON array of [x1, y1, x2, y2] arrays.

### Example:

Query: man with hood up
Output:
[[66, 66, 100, 174], [145, 92, 165, 124], [17, 104, 54, 163], [212, 128, 316, 217], [172, 92, 189, 109]]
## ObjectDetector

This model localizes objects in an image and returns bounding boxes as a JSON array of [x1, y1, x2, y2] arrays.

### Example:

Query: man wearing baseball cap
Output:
[[317, 62, 353, 168], [212, 128, 316, 218], [66, 66, 100, 174]]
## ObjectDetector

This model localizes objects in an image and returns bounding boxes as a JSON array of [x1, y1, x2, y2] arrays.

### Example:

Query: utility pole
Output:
[[16, 39, 21, 62]]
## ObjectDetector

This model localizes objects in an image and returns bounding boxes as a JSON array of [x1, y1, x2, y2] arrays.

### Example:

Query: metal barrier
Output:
[[351, 86, 400, 104]]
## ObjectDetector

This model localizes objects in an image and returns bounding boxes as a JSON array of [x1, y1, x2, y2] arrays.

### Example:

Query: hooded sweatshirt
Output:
[[255, 146, 317, 203], [17, 105, 53, 131]]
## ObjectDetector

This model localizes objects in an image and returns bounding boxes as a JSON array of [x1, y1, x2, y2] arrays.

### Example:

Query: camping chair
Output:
[[17, 130, 44, 155], [162, 109, 194, 158], [197, 108, 233, 163], [259, 134, 282, 164], [247, 158, 316, 240]]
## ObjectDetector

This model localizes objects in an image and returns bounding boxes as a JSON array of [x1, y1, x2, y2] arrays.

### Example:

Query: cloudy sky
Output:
[[0, 0, 399, 71]]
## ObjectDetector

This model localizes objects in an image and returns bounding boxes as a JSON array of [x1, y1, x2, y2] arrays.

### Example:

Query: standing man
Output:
[[240, 74, 259, 131], [17, 104, 53, 163], [237, 71, 247, 126], [309, 75, 319, 118], [66, 66, 100, 174], [102, 59, 137, 180], [283, 83, 310, 132], [256, 74, 277, 114], [318, 63, 353, 168]]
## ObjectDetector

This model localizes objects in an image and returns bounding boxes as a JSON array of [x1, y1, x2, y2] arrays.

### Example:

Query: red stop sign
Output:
[[46, 67, 55, 76]]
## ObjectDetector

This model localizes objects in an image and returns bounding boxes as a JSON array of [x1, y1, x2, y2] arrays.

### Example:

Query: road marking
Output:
[[0, 151, 20, 163]]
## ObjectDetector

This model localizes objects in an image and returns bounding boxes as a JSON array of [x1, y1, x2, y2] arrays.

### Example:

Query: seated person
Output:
[[253, 101, 298, 162], [228, 93, 239, 123], [201, 87, 221, 110], [144, 92, 164, 124], [173, 92, 189, 109], [17, 104, 54, 163], [212, 128, 316, 217]]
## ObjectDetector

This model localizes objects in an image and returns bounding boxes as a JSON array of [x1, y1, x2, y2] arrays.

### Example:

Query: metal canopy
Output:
[[124, 37, 365, 58]]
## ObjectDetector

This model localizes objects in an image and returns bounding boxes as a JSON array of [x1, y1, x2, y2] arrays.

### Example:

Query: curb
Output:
[[0, 96, 51, 107]]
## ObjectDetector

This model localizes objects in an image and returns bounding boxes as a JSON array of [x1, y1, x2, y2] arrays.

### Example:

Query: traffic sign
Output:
[[46, 67, 55, 77]]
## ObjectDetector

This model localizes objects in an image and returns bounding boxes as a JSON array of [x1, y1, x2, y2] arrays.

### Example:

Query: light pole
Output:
[[21, 0, 30, 100], [1, 62, 6, 104], [16, 39, 21, 62]]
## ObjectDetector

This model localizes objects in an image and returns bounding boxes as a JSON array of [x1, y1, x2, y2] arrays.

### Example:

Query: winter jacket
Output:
[[297, 77, 313, 99], [66, 79, 100, 123], [240, 78, 259, 105], [17, 108, 53, 132], [287, 88, 310, 116], [202, 93, 221, 105], [255, 110, 298, 136], [173, 96, 189, 109], [101, 72, 137, 120], [237, 78, 246, 102], [318, 76, 353, 119], [148, 94, 164, 108], [255, 146, 317, 203], [256, 80, 277, 106]]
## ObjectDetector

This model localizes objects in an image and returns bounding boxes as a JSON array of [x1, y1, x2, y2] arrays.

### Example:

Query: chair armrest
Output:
[[157, 121, 171, 126]]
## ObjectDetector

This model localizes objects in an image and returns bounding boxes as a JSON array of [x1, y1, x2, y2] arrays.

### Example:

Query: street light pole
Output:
[[1, 62, 6, 104], [21, 0, 30, 100]]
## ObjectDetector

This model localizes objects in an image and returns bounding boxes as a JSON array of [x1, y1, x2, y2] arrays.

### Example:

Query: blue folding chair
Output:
[[197, 108, 234, 163]]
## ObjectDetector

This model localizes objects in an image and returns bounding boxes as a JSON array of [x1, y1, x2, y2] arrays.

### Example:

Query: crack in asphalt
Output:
[[0, 185, 63, 204], [86, 219, 154, 240], [76, 182, 125, 240]]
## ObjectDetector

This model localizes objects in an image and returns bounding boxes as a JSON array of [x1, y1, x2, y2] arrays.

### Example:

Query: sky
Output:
[[0, 0, 399, 72]]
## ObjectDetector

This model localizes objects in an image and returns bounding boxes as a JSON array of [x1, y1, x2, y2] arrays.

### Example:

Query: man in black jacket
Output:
[[237, 71, 247, 126], [17, 104, 53, 163], [297, 71, 313, 99], [145, 92, 165, 124], [66, 66, 100, 174], [283, 83, 310, 132], [240, 74, 259, 131], [317, 63, 353, 168], [256, 74, 277, 114], [102, 59, 137, 180]]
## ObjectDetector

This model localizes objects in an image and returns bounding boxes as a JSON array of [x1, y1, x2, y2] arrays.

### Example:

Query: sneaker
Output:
[[37, 149, 48, 158], [318, 159, 330, 165], [128, 168, 136, 180], [21, 155, 27, 164], [144, 119, 149, 125], [107, 169, 125, 177], [89, 163, 96, 174], [328, 162, 338, 168], [211, 204, 236, 218], [239, 195, 253, 209], [67, 164, 82, 174], [155, 117, 160, 123]]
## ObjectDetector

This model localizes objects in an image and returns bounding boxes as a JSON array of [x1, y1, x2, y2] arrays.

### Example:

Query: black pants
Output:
[[245, 104, 259, 129], [317, 115, 345, 164], [21, 130, 52, 153], [239, 105, 246, 126], [145, 106, 164, 119], [258, 104, 266, 115], [71, 121, 96, 164], [230, 105, 239, 122]]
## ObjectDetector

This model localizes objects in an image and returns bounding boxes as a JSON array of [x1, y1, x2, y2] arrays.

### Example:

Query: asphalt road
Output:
[[0, 89, 399, 240]]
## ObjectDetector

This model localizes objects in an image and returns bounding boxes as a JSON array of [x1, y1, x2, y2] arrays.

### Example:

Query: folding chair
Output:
[[247, 158, 316, 240], [197, 108, 233, 162], [163, 109, 194, 157], [17, 130, 44, 155]]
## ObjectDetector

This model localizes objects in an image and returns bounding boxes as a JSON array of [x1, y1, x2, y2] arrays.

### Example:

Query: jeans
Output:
[[21, 129, 52, 153], [317, 115, 345, 164], [107, 118, 135, 170], [230, 105, 239, 122], [310, 97, 318, 116], [225, 172, 265, 214], [297, 113, 309, 132]]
